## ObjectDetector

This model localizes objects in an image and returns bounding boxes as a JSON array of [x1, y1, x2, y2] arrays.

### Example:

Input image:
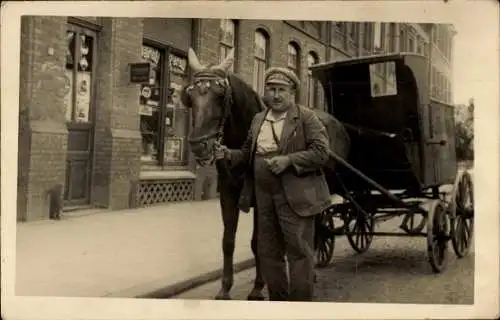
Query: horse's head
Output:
[[182, 48, 235, 166]]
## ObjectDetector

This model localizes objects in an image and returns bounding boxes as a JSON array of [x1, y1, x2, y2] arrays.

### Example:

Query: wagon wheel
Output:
[[426, 199, 450, 273], [345, 206, 375, 254], [314, 209, 335, 268], [450, 170, 474, 258]]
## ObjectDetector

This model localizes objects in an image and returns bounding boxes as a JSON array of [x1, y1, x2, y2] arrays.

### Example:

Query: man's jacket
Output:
[[229, 104, 331, 217]]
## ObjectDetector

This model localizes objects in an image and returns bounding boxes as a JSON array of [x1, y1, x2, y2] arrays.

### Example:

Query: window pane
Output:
[[349, 23, 357, 40], [257, 60, 265, 95], [64, 31, 76, 122], [307, 54, 315, 67], [140, 44, 163, 162], [254, 31, 266, 59], [74, 33, 93, 123], [373, 22, 382, 49], [253, 59, 259, 92], [288, 44, 297, 69], [166, 53, 189, 165]]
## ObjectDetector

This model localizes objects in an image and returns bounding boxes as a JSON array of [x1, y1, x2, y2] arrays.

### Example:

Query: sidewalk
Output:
[[15, 199, 256, 298]]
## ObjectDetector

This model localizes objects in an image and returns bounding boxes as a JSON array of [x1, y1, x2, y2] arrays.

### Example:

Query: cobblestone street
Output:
[[174, 216, 474, 304]]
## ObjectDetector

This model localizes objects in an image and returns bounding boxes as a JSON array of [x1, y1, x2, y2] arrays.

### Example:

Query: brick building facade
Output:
[[17, 17, 455, 221]]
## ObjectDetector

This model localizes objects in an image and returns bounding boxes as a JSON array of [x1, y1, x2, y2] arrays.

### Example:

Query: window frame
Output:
[[306, 52, 319, 109], [253, 29, 270, 96], [139, 39, 190, 167], [65, 23, 99, 125]]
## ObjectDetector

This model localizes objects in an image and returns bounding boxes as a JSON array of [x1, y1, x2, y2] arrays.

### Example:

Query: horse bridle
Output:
[[185, 70, 233, 166]]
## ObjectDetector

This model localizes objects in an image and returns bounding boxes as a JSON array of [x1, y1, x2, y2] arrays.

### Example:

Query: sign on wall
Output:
[[130, 62, 152, 83]]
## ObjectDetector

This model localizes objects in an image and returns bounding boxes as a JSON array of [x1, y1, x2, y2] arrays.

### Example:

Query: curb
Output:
[[135, 258, 256, 299]]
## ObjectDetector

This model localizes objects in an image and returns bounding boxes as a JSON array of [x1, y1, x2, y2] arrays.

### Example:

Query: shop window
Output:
[[253, 29, 269, 96], [307, 52, 319, 108], [219, 19, 237, 72], [64, 28, 95, 123], [139, 43, 189, 167], [140, 44, 163, 163], [165, 51, 189, 166]]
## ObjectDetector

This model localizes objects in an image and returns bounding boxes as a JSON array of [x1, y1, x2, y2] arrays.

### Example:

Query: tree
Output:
[[454, 98, 474, 161]]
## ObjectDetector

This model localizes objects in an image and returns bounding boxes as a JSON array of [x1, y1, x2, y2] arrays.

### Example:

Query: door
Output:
[[425, 100, 453, 187], [63, 24, 98, 207]]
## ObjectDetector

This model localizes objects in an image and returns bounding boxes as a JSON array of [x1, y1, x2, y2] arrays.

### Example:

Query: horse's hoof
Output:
[[247, 294, 265, 301], [215, 290, 231, 300]]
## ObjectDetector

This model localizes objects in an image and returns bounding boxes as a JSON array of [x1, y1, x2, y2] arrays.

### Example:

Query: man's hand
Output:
[[213, 142, 230, 160], [266, 156, 291, 175]]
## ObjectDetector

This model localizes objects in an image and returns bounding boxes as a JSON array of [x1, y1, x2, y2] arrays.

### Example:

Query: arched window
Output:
[[307, 52, 320, 109], [287, 42, 301, 102], [287, 42, 300, 74], [219, 19, 237, 71], [253, 29, 269, 95]]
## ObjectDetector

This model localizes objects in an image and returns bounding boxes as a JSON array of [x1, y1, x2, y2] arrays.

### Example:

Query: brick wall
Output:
[[92, 18, 143, 210], [17, 16, 69, 221], [143, 18, 193, 52]]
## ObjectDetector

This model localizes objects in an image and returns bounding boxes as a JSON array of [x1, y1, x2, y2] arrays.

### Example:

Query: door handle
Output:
[[426, 139, 447, 146]]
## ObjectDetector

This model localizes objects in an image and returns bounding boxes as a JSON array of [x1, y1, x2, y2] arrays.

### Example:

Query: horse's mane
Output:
[[223, 72, 265, 149]]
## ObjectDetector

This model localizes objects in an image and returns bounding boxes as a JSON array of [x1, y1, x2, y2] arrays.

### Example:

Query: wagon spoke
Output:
[[346, 206, 373, 254], [314, 213, 335, 268], [451, 171, 474, 258], [427, 200, 448, 273]]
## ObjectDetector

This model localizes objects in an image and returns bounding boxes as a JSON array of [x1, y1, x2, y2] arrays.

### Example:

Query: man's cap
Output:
[[264, 67, 300, 89]]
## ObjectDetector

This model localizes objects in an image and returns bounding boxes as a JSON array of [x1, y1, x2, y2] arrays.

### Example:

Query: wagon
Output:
[[309, 53, 474, 273]]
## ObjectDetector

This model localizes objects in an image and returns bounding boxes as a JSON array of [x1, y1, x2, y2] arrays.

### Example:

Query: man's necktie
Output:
[[267, 119, 280, 147]]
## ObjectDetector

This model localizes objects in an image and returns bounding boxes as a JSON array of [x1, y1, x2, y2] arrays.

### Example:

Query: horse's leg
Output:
[[247, 206, 266, 300], [215, 184, 239, 300]]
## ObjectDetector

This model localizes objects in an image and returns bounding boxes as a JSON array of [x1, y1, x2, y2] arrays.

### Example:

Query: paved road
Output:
[[174, 216, 474, 304]]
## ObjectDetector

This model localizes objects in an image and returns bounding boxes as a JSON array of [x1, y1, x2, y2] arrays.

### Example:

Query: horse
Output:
[[182, 48, 351, 300], [181, 48, 266, 300]]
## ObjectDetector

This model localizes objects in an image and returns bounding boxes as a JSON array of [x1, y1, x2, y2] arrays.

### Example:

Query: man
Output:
[[214, 67, 331, 301]]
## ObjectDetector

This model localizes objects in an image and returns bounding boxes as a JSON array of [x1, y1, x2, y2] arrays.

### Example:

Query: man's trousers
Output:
[[253, 154, 315, 301]]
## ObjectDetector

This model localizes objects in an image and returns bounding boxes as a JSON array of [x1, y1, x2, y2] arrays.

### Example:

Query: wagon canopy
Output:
[[310, 53, 429, 136], [310, 53, 431, 192]]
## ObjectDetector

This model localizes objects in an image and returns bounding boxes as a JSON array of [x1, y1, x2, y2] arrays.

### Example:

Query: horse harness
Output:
[[185, 69, 234, 166]]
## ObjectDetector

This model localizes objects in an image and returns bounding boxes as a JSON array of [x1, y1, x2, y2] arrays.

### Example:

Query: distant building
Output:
[[17, 17, 455, 221]]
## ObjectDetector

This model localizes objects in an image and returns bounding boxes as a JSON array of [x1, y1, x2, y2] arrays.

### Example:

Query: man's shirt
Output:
[[256, 110, 288, 155]]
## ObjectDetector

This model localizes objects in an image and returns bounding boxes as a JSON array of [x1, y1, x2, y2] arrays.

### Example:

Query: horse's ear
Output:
[[188, 47, 204, 72], [217, 48, 234, 73]]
